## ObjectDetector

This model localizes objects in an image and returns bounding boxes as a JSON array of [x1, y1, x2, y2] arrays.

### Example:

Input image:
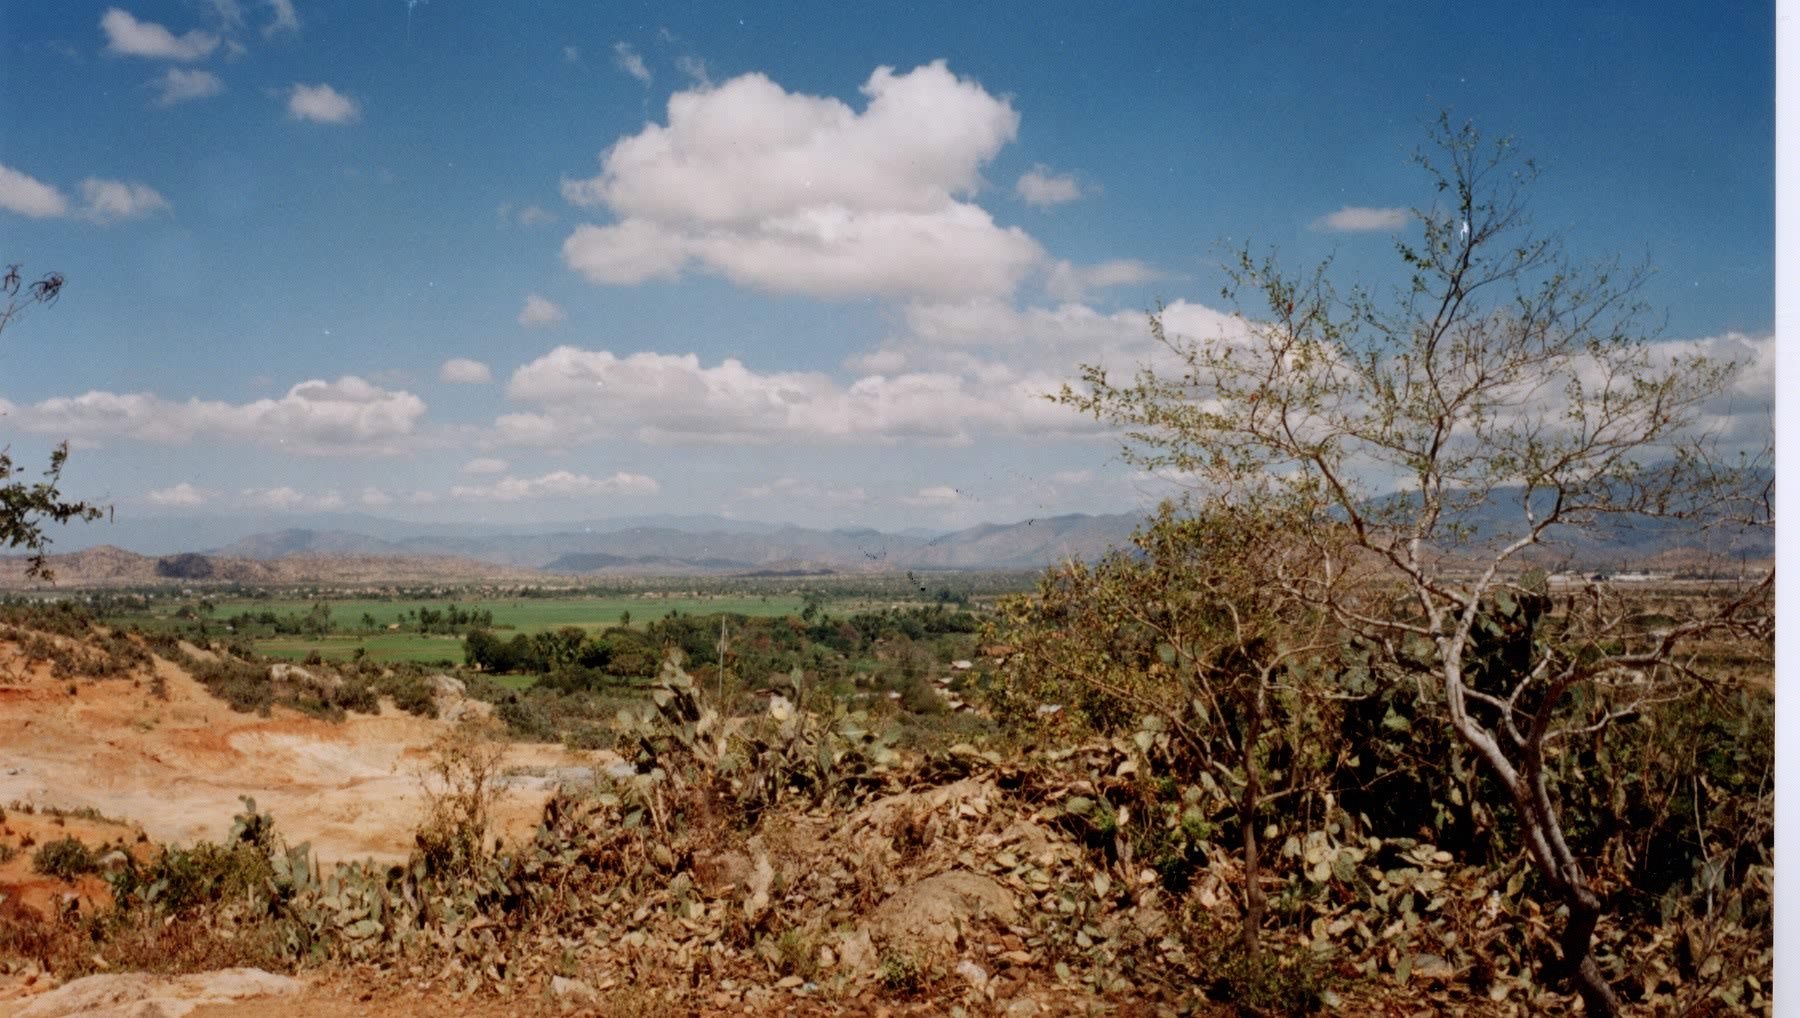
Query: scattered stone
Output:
[[15, 968, 304, 1018], [549, 975, 597, 1003]]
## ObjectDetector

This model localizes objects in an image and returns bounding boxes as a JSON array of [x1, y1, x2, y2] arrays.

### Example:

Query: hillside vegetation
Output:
[[0, 564, 1773, 1016]]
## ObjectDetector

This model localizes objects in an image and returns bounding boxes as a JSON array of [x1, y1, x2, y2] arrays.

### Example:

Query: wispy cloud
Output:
[[1311, 205, 1410, 232], [1015, 165, 1081, 207], [613, 41, 650, 84], [439, 358, 493, 384], [153, 67, 224, 106], [518, 293, 567, 328], [80, 178, 170, 223], [451, 471, 660, 501], [1045, 258, 1161, 301], [241, 486, 306, 510], [261, 0, 299, 38], [147, 482, 214, 507]]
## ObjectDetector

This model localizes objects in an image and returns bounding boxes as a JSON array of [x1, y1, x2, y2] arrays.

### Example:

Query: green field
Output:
[[182, 594, 809, 665], [214, 594, 807, 634], [255, 633, 470, 664]]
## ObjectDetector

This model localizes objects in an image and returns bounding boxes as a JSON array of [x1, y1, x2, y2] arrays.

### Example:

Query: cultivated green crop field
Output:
[[173, 594, 809, 665], [255, 633, 470, 664], [215, 594, 808, 633]]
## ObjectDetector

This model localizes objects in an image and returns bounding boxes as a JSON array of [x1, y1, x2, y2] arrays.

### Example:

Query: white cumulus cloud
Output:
[[80, 178, 171, 223], [360, 486, 393, 506], [1311, 206, 1410, 232], [518, 293, 567, 327], [461, 457, 509, 474], [147, 482, 213, 507], [451, 471, 660, 502], [1015, 165, 1081, 207], [0, 165, 69, 219], [439, 358, 493, 384], [287, 83, 359, 124], [154, 67, 224, 106], [3, 377, 425, 455], [559, 61, 1043, 299], [497, 345, 1089, 448], [101, 8, 220, 61]]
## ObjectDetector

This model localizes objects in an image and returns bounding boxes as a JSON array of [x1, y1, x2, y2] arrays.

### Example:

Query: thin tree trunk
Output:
[[1241, 682, 1267, 958]]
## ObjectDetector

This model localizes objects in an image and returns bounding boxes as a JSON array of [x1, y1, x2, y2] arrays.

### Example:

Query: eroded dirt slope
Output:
[[0, 651, 585, 867]]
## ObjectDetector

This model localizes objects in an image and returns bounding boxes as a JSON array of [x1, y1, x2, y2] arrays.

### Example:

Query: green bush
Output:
[[32, 835, 95, 880], [186, 655, 274, 714]]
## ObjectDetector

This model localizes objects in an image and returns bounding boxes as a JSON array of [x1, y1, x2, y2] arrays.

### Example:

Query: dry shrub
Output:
[[414, 717, 508, 876]]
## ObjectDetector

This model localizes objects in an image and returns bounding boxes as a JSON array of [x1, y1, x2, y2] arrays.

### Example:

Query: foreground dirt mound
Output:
[[0, 647, 582, 868]]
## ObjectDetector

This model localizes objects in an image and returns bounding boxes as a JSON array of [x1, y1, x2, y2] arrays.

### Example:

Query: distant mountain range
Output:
[[8, 491, 1768, 589], [5, 512, 1144, 585], [201, 513, 1142, 574]]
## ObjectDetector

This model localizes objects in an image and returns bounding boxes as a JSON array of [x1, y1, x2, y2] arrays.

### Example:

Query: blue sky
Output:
[[0, 0, 1775, 535]]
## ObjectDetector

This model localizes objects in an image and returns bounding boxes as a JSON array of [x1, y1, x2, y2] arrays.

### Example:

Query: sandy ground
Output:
[[0, 654, 598, 868]]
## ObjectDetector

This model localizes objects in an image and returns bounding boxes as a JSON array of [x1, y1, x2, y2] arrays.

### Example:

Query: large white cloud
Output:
[[101, 8, 220, 61], [1, 376, 425, 455], [498, 346, 1091, 447], [559, 61, 1043, 299]]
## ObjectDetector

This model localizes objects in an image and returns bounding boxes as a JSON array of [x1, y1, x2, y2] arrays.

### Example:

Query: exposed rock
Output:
[[426, 673, 465, 698], [549, 976, 597, 1003], [866, 870, 1018, 960], [269, 663, 339, 696]]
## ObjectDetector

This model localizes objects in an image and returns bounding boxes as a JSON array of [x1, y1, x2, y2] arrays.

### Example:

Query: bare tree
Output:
[[1061, 117, 1772, 1014], [1, 264, 103, 579]]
